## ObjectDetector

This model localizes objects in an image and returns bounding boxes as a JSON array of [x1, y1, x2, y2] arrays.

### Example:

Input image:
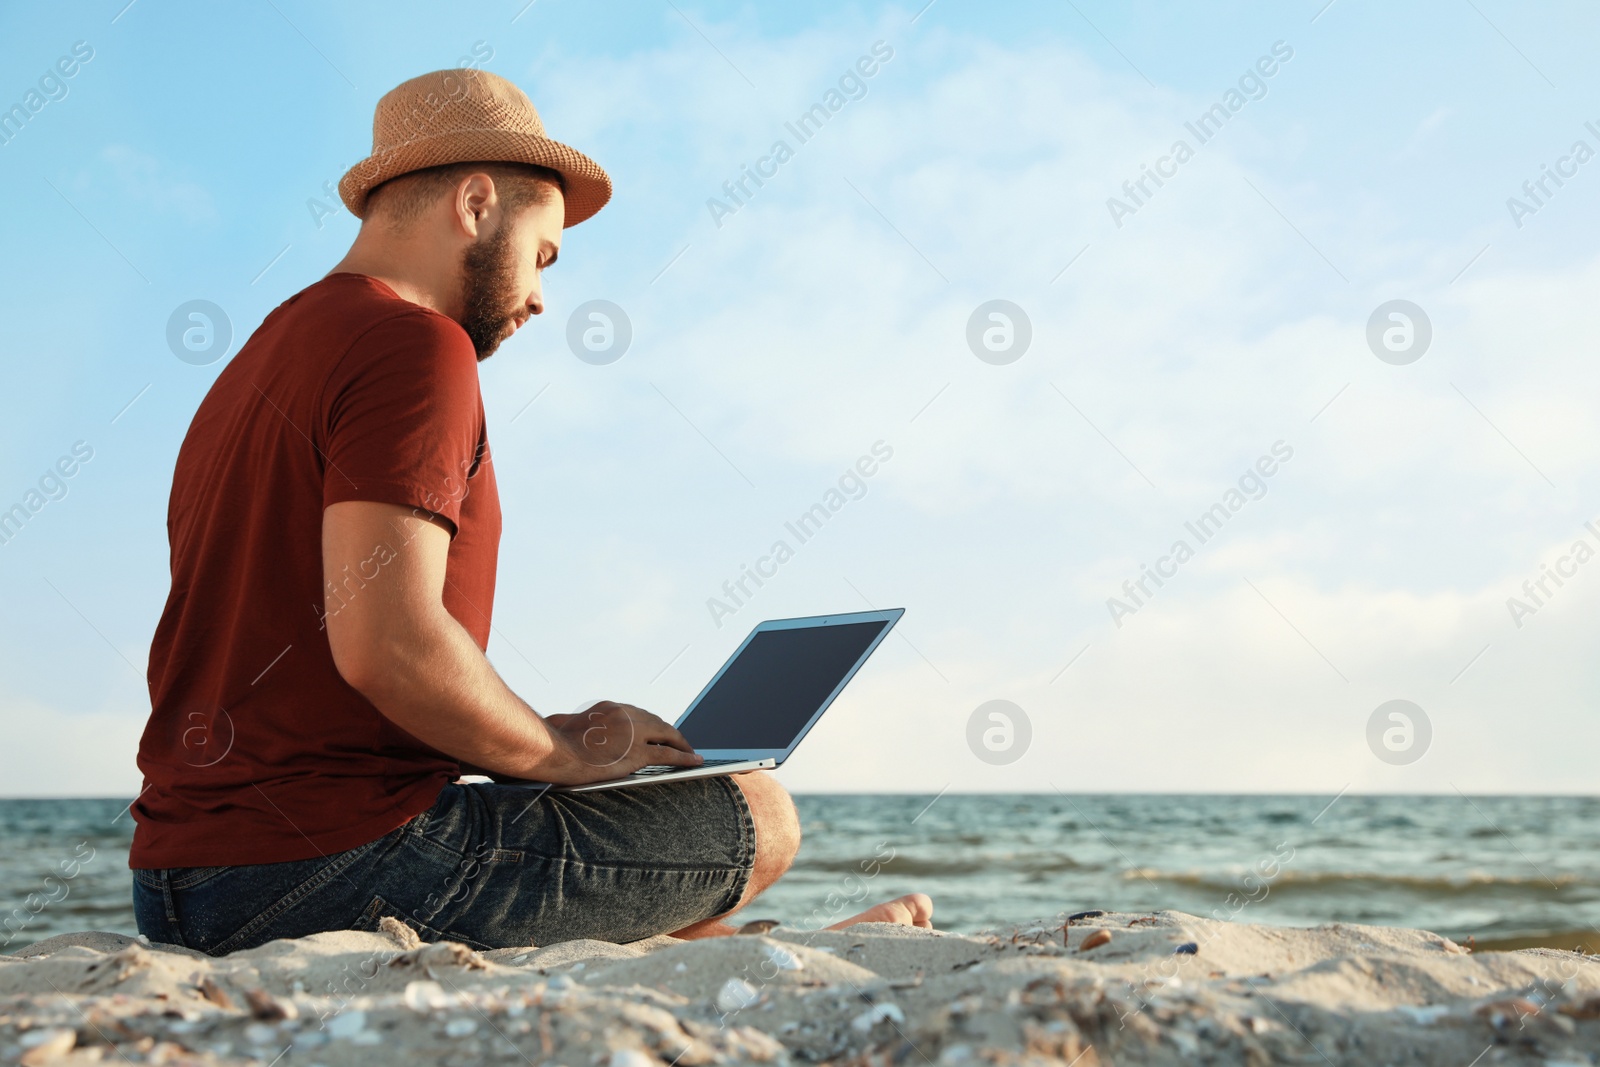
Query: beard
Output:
[[458, 220, 523, 360]]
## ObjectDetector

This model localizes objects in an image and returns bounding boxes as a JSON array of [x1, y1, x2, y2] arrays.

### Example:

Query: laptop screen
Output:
[[677, 620, 889, 750]]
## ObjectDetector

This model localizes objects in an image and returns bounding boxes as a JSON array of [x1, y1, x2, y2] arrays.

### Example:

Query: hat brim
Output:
[[338, 128, 612, 229]]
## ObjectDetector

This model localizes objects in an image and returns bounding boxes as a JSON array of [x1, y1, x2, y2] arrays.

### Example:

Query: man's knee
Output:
[[733, 771, 801, 873]]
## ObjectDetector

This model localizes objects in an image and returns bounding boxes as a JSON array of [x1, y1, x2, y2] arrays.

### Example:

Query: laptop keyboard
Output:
[[631, 759, 747, 777]]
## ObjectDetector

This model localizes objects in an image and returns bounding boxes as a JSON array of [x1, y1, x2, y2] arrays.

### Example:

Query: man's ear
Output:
[[454, 172, 496, 238]]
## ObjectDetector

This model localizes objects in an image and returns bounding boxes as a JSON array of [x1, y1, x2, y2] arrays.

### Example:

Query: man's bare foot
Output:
[[827, 893, 934, 930]]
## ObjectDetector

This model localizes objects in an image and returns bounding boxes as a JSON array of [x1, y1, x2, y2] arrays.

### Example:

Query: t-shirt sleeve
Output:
[[320, 310, 485, 534]]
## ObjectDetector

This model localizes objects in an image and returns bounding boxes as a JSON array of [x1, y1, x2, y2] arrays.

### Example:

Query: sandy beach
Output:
[[4, 909, 1598, 1066]]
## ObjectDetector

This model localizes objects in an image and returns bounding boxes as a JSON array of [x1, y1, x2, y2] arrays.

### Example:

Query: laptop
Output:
[[547, 608, 903, 793]]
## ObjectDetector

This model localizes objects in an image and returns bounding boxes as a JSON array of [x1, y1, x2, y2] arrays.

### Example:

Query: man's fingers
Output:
[[643, 722, 696, 754], [574, 703, 699, 770], [631, 719, 699, 758], [641, 743, 703, 767], [618, 704, 697, 754]]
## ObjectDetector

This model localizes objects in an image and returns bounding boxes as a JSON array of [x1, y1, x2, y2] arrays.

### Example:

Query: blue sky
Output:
[[3, 0, 1599, 795]]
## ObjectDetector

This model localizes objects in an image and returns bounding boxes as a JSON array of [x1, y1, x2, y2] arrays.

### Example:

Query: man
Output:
[[131, 68, 931, 954]]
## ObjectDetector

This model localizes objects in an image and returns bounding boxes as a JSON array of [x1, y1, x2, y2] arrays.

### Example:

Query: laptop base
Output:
[[550, 757, 777, 794]]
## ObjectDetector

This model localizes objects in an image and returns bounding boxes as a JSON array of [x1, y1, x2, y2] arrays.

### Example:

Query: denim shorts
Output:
[[132, 776, 756, 955]]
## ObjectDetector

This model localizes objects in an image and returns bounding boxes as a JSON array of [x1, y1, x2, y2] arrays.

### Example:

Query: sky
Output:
[[1, 0, 1598, 796]]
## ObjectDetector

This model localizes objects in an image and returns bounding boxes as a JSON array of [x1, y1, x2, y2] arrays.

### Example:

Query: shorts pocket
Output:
[[205, 838, 383, 956]]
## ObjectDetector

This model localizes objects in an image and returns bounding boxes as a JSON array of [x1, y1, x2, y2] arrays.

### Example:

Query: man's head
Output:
[[334, 68, 613, 359], [363, 161, 565, 360]]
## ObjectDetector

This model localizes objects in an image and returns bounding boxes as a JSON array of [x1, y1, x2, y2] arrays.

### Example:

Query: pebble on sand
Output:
[[1078, 929, 1113, 951], [18, 1029, 75, 1066], [715, 976, 760, 1013]]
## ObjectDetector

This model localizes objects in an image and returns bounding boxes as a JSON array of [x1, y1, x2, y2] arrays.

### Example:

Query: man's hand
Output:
[[544, 702, 703, 778], [322, 500, 689, 786]]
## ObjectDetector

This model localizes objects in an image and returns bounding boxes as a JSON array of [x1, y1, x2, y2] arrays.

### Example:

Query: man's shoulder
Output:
[[295, 273, 465, 338], [287, 273, 477, 378]]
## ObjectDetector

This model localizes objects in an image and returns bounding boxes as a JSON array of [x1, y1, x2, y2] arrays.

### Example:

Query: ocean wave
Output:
[[1121, 868, 1584, 894], [798, 855, 1084, 877], [1472, 929, 1600, 954]]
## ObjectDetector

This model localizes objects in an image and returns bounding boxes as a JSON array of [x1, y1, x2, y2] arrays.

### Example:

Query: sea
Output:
[[3, 794, 1596, 954]]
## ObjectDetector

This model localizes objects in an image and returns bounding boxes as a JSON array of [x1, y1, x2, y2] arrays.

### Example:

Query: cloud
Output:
[[1400, 106, 1455, 158], [0, 701, 143, 797], [71, 145, 219, 225]]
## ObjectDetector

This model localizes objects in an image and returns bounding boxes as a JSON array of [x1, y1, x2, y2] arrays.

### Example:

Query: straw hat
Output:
[[338, 68, 612, 228]]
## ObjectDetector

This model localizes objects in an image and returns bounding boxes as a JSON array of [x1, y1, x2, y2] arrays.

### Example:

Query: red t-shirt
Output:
[[133, 272, 502, 868]]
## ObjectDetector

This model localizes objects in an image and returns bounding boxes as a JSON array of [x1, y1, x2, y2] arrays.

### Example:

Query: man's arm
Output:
[[321, 500, 701, 784]]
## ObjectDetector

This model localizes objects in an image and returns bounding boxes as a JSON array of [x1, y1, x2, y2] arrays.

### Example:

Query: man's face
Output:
[[458, 191, 563, 360]]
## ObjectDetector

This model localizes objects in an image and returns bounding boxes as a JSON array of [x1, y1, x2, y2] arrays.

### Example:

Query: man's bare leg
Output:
[[672, 770, 799, 939], [827, 892, 934, 930], [670, 772, 935, 938]]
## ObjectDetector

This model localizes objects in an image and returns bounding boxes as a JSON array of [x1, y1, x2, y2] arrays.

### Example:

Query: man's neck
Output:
[[329, 238, 459, 320]]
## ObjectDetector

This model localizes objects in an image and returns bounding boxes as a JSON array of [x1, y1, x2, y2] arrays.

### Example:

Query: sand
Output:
[[4, 910, 1600, 1065]]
